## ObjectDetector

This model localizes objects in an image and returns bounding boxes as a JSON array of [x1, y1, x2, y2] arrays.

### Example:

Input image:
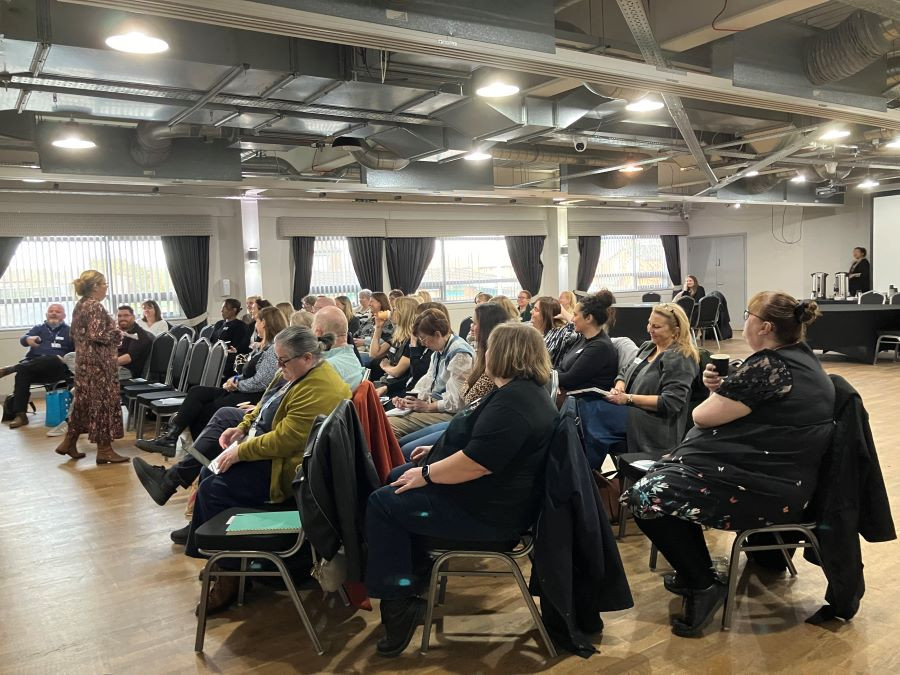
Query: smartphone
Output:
[[404, 391, 419, 399]]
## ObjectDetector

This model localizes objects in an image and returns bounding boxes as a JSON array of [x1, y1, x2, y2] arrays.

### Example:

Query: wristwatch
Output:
[[626, 393, 634, 406], [421, 464, 433, 484]]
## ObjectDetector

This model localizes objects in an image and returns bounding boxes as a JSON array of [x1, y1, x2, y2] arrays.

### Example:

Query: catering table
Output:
[[805, 305, 900, 363], [608, 303, 655, 346]]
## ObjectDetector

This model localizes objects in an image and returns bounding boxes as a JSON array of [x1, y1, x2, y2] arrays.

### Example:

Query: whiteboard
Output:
[[872, 194, 900, 292]]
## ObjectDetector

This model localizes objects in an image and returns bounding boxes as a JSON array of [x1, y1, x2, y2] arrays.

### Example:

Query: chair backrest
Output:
[[641, 292, 661, 303], [180, 338, 210, 391], [169, 324, 195, 341], [199, 340, 228, 387], [859, 291, 886, 305], [891, 293, 900, 305], [675, 295, 695, 319], [144, 331, 176, 383], [166, 335, 193, 387], [695, 295, 721, 325], [198, 324, 215, 340]]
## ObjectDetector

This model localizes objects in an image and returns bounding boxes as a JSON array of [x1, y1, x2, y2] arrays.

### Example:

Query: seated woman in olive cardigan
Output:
[[182, 326, 351, 613]]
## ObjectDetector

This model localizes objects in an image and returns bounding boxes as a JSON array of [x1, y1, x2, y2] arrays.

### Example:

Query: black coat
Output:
[[848, 257, 871, 295], [529, 399, 633, 657], [707, 290, 733, 340], [803, 375, 895, 622], [294, 399, 381, 582]]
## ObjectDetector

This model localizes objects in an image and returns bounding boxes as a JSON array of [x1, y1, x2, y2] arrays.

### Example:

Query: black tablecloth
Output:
[[805, 305, 900, 363]]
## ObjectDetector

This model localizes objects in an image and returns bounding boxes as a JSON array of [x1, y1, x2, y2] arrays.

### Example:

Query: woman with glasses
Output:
[[605, 302, 699, 455], [622, 292, 833, 637]]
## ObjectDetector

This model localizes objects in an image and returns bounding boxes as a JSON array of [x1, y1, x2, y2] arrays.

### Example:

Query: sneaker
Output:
[[47, 421, 69, 437], [132, 457, 177, 506]]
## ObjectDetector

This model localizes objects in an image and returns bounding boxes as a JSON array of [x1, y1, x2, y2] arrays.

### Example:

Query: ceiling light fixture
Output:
[[857, 178, 880, 189], [790, 173, 806, 183], [463, 151, 492, 161], [745, 170, 759, 177], [633, 200, 647, 205], [625, 97, 664, 113], [819, 128, 851, 141], [21, 178, 48, 183], [51, 125, 96, 150], [884, 138, 900, 149], [105, 31, 169, 54], [731, 203, 742, 209], [475, 82, 519, 98], [619, 164, 644, 173]]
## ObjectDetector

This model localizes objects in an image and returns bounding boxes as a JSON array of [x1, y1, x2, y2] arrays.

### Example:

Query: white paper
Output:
[[208, 440, 240, 474]]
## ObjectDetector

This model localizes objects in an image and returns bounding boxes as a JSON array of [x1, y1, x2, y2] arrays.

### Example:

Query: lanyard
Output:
[[430, 335, 459, 393]]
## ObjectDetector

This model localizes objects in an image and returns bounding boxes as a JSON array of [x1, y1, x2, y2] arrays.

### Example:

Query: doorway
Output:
[[687, 235, 747, 330]]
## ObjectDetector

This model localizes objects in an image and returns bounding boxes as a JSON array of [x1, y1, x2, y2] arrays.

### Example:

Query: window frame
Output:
[[589, 234, 672, 293], [418, 236, 521, 304]]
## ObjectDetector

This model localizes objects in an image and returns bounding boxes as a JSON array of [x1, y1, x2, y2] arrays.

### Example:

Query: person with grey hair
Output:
[[132, 325, 351, 612], [356, 289, 373, 314], [301, 294, 317, 313], [314, 305, 365, 390]]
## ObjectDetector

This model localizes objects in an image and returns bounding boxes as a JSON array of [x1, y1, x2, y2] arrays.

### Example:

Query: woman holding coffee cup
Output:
[[622, 291, 833, 638]]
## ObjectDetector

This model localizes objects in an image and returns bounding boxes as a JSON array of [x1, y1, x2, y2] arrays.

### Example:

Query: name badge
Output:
[[389, 347, 396, 354], [633, 357, 643, 364], [52, 342, 63, 349]]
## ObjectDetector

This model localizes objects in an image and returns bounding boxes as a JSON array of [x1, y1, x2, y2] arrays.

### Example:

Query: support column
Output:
[[240, 198, 262, 297], [544, 207, 569, 297]]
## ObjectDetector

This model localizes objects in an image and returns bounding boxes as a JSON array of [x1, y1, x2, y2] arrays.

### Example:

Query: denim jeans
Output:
[[399, 421, 450, 460]]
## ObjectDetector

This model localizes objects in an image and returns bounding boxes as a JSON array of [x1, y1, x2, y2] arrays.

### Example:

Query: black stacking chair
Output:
[[120, 331, 176, 388], [198, 324, 216, 340], [642, 292, 661, 302], [675, 296, 695, 324], [169, 324, 195, 341], [693, 295, 722, 350], [858, 291, 886, 305]]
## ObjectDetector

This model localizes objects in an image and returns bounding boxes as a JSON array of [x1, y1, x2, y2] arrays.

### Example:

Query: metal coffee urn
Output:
[[810, 272, 828, 299], [833, 272, 849, 301]]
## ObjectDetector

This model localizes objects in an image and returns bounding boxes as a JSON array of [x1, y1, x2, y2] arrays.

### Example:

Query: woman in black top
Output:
[[211, 298, 250, 352], [556, 291, 619, 393], [622, 292, 833, 637], [365, 322, 558, 657], [672, 275, 706, 302], [848, 246, 872, 295]]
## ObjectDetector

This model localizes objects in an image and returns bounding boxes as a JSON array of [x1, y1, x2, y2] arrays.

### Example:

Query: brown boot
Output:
[[96, 444, 130, 464], [195, 573, 241, 616], [8, 413, 28, 429], [55, 430, 86, 459]]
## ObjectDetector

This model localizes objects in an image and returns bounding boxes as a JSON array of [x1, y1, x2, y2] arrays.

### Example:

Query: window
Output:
[[0, 235, 182, 329], [310, 236, 361, 296], [589, 235, 671, 292], [419, 236, 520, 303]]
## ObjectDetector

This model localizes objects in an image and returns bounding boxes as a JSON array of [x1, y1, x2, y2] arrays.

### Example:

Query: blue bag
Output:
[[45, 389, 72, 427]]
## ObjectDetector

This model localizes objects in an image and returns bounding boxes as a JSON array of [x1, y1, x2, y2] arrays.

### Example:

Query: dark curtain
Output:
[[161, 236, 210, 327], [290, 236, 316, 308], [347, 237, 384, 291], [660, 235, 682, 286], [505, 235, 545, 295], [576, 236, 602, 291], [0, 237, 23, 280], [385, 237, 435, 294]]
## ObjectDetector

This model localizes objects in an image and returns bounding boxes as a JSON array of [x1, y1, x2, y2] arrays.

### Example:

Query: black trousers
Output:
[[167, 407, 246, 489], [170, 385, 262, 439], [634, 515, 716, 589], [10, 356, 69, 414]]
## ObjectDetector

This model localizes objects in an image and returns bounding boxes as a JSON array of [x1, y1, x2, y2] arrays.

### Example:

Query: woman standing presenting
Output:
[[55, 270, 129, 464], [848, 246, 871, 296]]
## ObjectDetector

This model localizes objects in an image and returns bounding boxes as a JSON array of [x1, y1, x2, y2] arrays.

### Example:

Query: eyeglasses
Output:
[[743, 309, 765, 321], [276, 354, 303, 368]]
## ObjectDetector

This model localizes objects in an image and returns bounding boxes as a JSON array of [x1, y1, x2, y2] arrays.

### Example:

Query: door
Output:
[[687, 235, 746, 330]]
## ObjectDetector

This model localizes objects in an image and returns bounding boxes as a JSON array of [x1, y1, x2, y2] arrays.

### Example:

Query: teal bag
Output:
[[45, 389, 72, 427]]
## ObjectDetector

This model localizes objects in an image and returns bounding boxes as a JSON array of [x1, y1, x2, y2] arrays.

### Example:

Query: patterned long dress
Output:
[[68, 298, 123, 444]]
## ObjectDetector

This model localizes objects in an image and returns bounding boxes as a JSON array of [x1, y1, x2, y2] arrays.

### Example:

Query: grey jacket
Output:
[[617, 341, 698, 455]]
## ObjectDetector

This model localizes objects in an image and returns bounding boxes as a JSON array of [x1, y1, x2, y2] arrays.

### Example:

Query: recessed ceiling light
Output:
[[790, 173, 806, 183], [52, 135, 96, 150], [105, 31, 169, 54], [475, 82, 519, 98], [819, 128, 851, 141], [619, 164, 644, 173], [731, 203, 742, 209], [21, 178, 47, 183], [885, 138, 900, 149], [745, 170, 759, 177], [463, 151, 492, 161], [633, 200, 647, 205], [625, 97, 664, 112], [857, 178, 880, 189]]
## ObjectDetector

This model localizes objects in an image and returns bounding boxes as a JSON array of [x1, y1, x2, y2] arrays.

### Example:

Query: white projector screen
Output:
[[872, 194, 900, 292]]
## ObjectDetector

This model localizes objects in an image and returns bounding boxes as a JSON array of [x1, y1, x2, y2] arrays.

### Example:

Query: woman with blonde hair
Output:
[[335, 295, 361, 335], [558, 290, 577, 322], [489, 295, 522, 322], [289, 310, 314, 329], [243, 295, 260, 325], [54, 270, 128, 464], [276, 302, 295, 321], [415, 289, 433, 304], [365, 321, 557, 656], [372, 296, 419, 395], [605, 303, 699, 455]]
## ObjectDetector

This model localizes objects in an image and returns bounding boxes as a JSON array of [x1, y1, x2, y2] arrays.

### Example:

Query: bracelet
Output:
[[626, 393, 634, 406]]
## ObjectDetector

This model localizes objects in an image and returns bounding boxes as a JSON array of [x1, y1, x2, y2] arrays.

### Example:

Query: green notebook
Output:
[[225, 511, 301, 535]]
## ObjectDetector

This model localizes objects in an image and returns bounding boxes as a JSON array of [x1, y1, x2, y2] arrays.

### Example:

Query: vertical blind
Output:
[[590, 235, 672, 292], [0, 235, 182, 328], [309, 236, 362, 296]]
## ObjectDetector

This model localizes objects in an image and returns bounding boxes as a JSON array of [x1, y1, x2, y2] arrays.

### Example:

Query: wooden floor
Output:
[[2, 335, 899, 674]]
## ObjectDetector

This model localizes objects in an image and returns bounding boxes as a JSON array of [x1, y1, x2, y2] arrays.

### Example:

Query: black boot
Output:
[[135, 422, 182, 455], [171, 524, 190, 545], [133, 457, 180, 505], [377, 597, 426, 657], [671, 580, 727, 637]]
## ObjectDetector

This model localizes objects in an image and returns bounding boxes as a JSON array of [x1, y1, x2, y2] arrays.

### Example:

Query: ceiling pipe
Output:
[[332, 137, 410, 171], [130, 122, 236, 167], [490, 146, 628, 166], [804, 11, 900, 85]]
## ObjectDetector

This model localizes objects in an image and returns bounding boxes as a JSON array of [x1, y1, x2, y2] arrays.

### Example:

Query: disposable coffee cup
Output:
[[710, 354, 730, 377]]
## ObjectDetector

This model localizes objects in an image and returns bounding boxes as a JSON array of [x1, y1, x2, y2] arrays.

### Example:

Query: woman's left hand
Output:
[[214, 444, 242, 474], [605, 388, 628, 406], [391, 467, 427, 494], [404, 396, 430, 412]]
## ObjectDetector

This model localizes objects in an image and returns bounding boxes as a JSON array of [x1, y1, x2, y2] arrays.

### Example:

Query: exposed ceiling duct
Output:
[[332, 137, 410, 171], [804, 10, 900, 85], [130, 122, 235, 167]]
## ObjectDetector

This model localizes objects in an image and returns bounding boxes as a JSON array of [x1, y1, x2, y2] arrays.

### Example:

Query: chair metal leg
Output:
[[437, 575, 448, 606], [649, 544, 659, 570], [504, 554, 558, 659], [271, 556, 325, 655], [337, 584, 350, 607], [721, 530, 749, 631], [194, 560, 214, 652], [237, 558, 248, 605], [712, 326, 721, 351], [773, 533, 799, 577], [420, 554, 447, 654]]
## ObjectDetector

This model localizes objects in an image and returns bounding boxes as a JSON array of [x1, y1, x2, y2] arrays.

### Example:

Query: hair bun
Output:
[[793, 299, 819, 325]]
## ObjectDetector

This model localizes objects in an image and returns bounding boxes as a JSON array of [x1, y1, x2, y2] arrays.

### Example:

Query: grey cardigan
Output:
[[617, 341, 698, 455]]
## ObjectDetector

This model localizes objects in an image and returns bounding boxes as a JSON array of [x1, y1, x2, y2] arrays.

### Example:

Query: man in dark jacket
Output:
[[116, 305, 153, 379], [0, 303, 74, 429], [529, 401, 633, 656]]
